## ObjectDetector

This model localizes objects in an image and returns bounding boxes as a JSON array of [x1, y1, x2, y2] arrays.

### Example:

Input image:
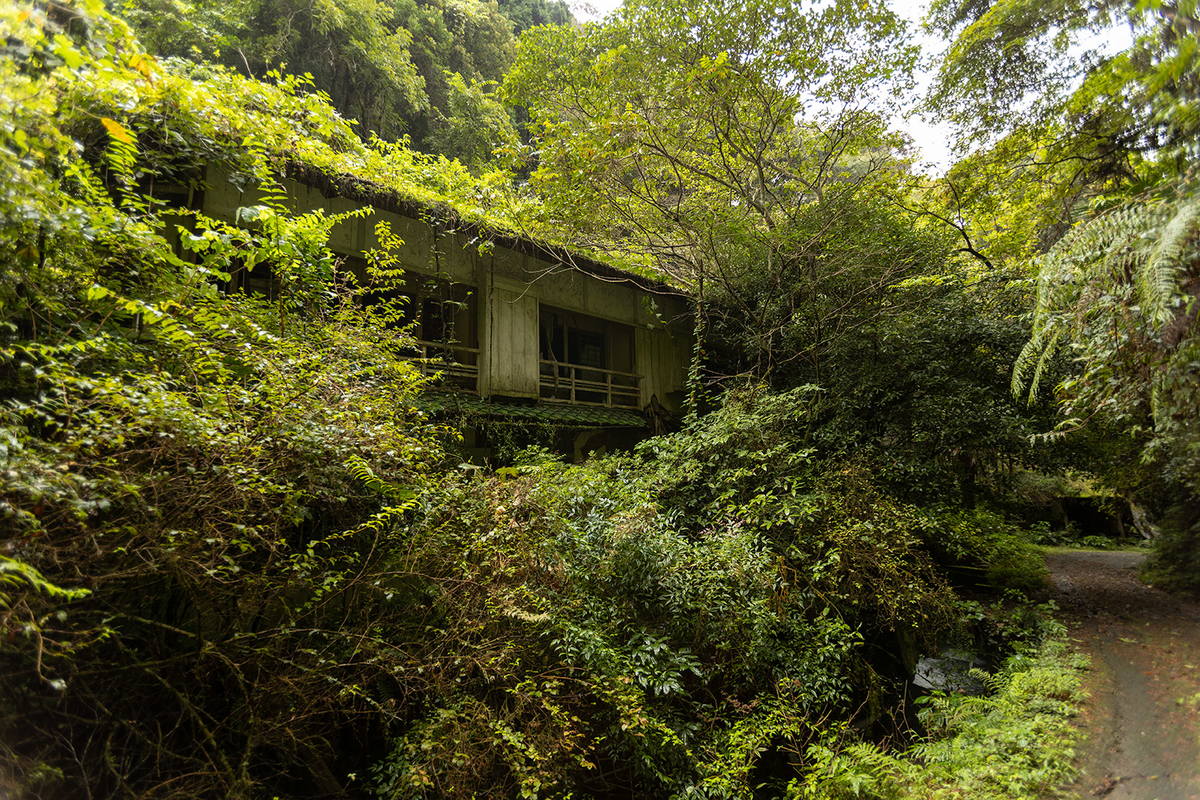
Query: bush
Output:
[[369, 456, 864, 798], [921, 507, 1049, 597], [901, 633, 1086, 798], [789, 630, 1086, 800], [368, 384, 1014, 798], [1079, 534, 1115, 550], [0, 11, 459, 792]]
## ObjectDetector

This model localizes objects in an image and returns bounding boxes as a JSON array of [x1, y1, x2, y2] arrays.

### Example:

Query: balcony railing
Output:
[[407, 340, 480, 390], [539, 361, 641, 408]]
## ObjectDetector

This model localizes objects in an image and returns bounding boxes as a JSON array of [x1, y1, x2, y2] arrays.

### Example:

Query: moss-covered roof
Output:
[[416, 392, 648, 427], [285, 162, 685, 298]]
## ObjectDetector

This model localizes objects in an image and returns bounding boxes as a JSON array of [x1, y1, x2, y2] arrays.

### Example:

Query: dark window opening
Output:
[[539, 306, 638, 408], [405, 278, 480, 391]]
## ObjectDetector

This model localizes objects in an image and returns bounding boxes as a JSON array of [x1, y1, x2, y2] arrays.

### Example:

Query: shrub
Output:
[[922, 507, 1049, 597], [789, 630, 1086, 800]]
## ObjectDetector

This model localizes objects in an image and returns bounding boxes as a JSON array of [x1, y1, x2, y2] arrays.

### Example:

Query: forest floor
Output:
[[1047, 548, 1200, 799]]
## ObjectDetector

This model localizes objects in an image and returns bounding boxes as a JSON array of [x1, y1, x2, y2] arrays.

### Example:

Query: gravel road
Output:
[[1047, 549, 1200, 800]]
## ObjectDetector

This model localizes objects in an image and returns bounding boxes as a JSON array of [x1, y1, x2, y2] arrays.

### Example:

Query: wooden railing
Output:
[[539, 361, 641, 408], [407, 340, 480, 389]]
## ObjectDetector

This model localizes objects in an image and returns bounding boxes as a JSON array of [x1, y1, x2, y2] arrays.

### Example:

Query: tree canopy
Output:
[[120, 0, 532, 157], [917, 0, 1199, 268]]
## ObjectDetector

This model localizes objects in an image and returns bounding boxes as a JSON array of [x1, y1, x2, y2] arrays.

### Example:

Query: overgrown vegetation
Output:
[[1, 0, 1196, 795], [1013, 177, 1200, 591], [796, 631, 1085, 799]]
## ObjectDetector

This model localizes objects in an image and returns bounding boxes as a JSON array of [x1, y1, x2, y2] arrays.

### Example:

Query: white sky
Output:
[[569, 0, 956, 172]]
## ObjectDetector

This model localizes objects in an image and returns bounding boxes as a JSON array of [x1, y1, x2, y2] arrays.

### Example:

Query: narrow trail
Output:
[[1047, 549, 1200, 799]]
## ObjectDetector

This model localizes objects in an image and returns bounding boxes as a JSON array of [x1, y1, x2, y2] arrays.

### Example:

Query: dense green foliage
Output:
[[922, 0, 1199, 595], [363, 388, 1058, 798], [504, 0, 916, 297], [797, 631, 1085, 799], [918, 0, 1199, 271], [3, 0, 1196, 794], [1014, 176, 1200, 588], [494, 0, 571, 33], [120, 0, 530, 159], [0, 5, 459, 794]]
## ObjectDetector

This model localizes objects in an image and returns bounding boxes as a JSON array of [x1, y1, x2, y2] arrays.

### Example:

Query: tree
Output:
[[425, 73, 518, 171], [900, 132, 1114, 271], [118, 0, 520, 155], [504, 0, 920, 384], [122, 0, 429, 136], [394, 0, 519, 151], [927, 0, 1199, 160], [801, 263, 1069, 507], [920, 0, 1200, 263], [493, 0, 572, 33], [926, 0, 1200, 583], [1013, 175, 1200, 587]]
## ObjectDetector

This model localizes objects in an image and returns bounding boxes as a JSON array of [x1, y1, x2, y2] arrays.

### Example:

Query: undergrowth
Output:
[[796, 626, 1087, 800]]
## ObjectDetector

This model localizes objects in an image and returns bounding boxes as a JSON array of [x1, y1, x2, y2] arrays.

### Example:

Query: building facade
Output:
[[199, 164, 693, 460]]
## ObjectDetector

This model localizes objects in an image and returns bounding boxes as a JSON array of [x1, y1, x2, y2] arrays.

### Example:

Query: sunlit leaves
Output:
[[504, 0, 918, 299], [926, 0, 1199, 165], [99, 116, 132, 145]]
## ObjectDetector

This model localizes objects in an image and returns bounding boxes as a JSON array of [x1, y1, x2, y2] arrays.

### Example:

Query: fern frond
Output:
[[351, 503, 418, 537], [1141, 194, 1200, 326], [1013, 257, 1073, 400], [0, 556, 90, 610], [1015, 177, 1200, 407], [345, 454, 417, 503]]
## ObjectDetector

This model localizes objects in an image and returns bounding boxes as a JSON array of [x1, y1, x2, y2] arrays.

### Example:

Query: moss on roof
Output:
[[59, 50, 678, 294], [285, 161, 684, 298]]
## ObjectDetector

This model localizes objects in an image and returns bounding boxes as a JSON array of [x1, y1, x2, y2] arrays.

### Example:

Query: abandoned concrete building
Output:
[[195, 163, 693, 461]]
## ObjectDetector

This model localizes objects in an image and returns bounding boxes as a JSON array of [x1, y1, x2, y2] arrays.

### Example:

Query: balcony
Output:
[[539, 361, 641, 409], [408, 340, 480, 391]]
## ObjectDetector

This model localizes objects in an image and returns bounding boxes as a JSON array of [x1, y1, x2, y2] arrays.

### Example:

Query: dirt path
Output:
[[1047, 549, 1200, 799]]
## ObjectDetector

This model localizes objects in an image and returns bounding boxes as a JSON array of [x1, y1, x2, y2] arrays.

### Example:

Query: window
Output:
[[539, 306, 639, 407], [406, 279, 479, 391]]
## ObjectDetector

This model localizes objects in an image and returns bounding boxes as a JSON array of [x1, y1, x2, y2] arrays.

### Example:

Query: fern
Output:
[[1013, 177, 1200, 409], [1143, 194, 1200, 326], [344, 454, 417, 504], [0, 556, 89, 611]]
